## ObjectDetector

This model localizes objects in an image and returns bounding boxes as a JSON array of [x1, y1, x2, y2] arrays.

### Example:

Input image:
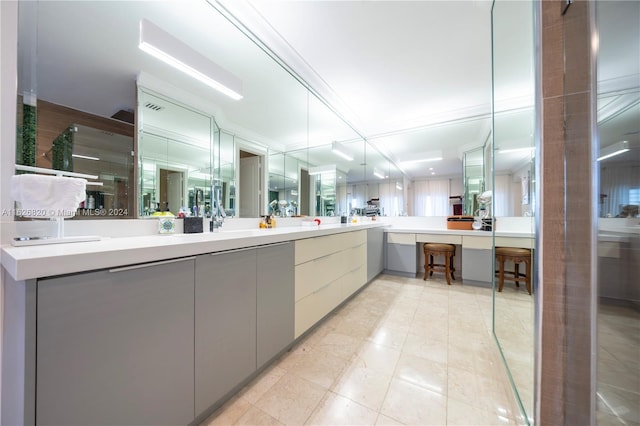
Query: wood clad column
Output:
[[539, 1, 595, 424]]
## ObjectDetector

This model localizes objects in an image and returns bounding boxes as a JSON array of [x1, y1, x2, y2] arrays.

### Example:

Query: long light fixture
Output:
[[331, 141, 353, 161], [139, 19, 243, 100], [373, 168, 385, 179], [399, 150, 443, 166], [597, 141, 629, 161], [497, 146, 535, 154], [308, 164, 336, 176], [72, 154, 100, 161]]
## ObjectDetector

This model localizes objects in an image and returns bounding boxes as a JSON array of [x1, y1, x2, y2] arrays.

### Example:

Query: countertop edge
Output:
[[384, 227, 534, 238], [2, 223, 387, 281]]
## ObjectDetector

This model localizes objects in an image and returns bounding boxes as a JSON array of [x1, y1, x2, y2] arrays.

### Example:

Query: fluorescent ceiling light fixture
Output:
[[373, 169, 385, 179], [331, 141, 353, 161], [399, 151, 443, 166], [139, 19, 243, 100], [308, 164, 336, 176], [72, 154, 100, 161], [598, 141, 630, 161], [497, 146, 535, 154]]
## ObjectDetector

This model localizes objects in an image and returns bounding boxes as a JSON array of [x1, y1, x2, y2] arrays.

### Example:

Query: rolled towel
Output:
[[11, 174, 87, 218]]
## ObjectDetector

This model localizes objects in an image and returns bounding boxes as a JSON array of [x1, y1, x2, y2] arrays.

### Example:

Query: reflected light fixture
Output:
[[139, 19, 243, 100], [331, 141, 354, 161], [308, 164, 336, 176], [373, 169, 385, 179], [597, 140, 629, 161], [396, 182, 403, 191], [497, 146, 535, 154], [72, 154, 100, 161], [399, 150, 442, 167]]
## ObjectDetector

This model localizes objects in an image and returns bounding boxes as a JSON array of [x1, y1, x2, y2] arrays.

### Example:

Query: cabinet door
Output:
[[386, 242, 418, 276], [461, 248, 493, 283], [367, 227, 384, 282], [36, 258, 195, 426], [257, 242, 294, 368], [195, 249, 257, 415]]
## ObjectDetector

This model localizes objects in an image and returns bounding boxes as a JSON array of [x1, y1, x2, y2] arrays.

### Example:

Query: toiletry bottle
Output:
[[87, 194, 95, 209]]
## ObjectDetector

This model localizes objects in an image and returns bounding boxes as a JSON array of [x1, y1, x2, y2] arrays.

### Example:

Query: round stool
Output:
[[423, 243, 456, 285], [495, 247, 532, 295]]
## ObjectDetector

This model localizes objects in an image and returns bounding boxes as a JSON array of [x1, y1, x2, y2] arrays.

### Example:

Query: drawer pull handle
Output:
[[109, 257, 195, 273]]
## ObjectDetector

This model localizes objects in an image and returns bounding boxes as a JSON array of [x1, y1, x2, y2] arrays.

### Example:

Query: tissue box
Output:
[[446, 215, 474, 230], [184, 217, 203, 233]]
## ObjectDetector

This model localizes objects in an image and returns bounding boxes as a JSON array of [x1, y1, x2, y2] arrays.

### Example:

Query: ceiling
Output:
[[18, 1, 639, 180]]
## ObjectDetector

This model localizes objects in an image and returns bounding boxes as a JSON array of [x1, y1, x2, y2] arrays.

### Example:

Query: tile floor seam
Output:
[[202, 275, 522, 425]]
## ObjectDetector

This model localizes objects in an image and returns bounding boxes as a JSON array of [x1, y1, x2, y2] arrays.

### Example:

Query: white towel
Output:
[[11, 174, 87, 218]]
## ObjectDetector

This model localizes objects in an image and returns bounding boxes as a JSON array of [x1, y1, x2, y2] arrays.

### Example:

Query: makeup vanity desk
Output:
[[384, 226, 535, 284]]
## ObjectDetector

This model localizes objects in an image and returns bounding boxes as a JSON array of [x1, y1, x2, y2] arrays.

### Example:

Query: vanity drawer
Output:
[[495, 236, 534, 249], [295, 280, 341, 338], [416, 233, 462, 245], [295, 230, 366, 265], [387, 232, 416, 245], [462, 235, 492, 249], [295, 251, 348, 301]]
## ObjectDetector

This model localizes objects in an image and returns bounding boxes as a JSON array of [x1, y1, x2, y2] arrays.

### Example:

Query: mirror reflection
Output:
[[137, 89, 214, 217], [491, 0, 535, 423], [17, 0, 542, 219], [595, 1, 640, 424]]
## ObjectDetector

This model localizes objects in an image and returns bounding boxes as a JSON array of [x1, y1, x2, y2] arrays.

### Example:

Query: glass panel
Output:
[[218, 131, 236, 218], [138, 89, 213, 217], [463, 146, 484, 216], [491, 0, 536, 424], [596, 2, 640, 424], [307, 90, 363, 217], [363, 145, 388, 217]]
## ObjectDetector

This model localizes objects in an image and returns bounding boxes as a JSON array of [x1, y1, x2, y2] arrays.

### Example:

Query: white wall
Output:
[[1, 1, 19, 420]]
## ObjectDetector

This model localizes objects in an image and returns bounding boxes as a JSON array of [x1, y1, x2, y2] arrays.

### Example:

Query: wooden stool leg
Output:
[[498, 256, 505, 292], [525, 259, 532, 295], [449, 254, 456, 281], [429, 254, 434, 277], [514, 263, 520, 287], [423, 251, 429, 280], [445, 254, 451, 285]]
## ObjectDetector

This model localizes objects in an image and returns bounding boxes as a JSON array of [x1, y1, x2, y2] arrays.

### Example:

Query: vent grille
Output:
[[144, 102, 164, 112]]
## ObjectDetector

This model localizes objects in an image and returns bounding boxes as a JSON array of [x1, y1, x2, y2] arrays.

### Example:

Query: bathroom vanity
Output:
[[385, 226, 535, 284], [1, 223, 384, 426]]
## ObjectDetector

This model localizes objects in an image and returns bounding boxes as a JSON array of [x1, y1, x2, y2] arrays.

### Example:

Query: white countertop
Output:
[[384, 227, 535, 239], [1, 222, 385, 281]]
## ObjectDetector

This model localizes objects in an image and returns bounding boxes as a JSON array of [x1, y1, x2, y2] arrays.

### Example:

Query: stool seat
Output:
[[495, 247, 531, 256], [495, 247, 532, 294], [423, 243, 456, 285]]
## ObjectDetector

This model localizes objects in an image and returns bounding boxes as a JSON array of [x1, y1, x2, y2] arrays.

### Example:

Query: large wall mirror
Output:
[[137, 89, 214, 217], [17, 0, 539, 221], [18, 0, 363, 220], [595, 1, 639, 424], [491, 1, 535, 424]]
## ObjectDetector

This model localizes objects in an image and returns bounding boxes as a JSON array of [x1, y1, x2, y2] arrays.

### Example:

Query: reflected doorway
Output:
[[299, 168, 310, 216], [239, 150, 264, 217], [159, 167, 185, 214]]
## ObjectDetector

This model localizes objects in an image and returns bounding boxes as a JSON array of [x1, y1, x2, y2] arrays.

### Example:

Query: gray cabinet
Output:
[[461, 248, 494, 283], [367, 227, 384, 282], [36, 258, 195, 426], [386, 243, 418, 276], [195, 249, 258, 415], [257, 242, 294, 368]]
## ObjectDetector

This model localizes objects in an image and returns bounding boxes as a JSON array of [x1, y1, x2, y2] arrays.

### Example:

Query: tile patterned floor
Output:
[[201, 274, 523, 425], [493, 283, 535, 420], [596, 304, 640, 425]]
